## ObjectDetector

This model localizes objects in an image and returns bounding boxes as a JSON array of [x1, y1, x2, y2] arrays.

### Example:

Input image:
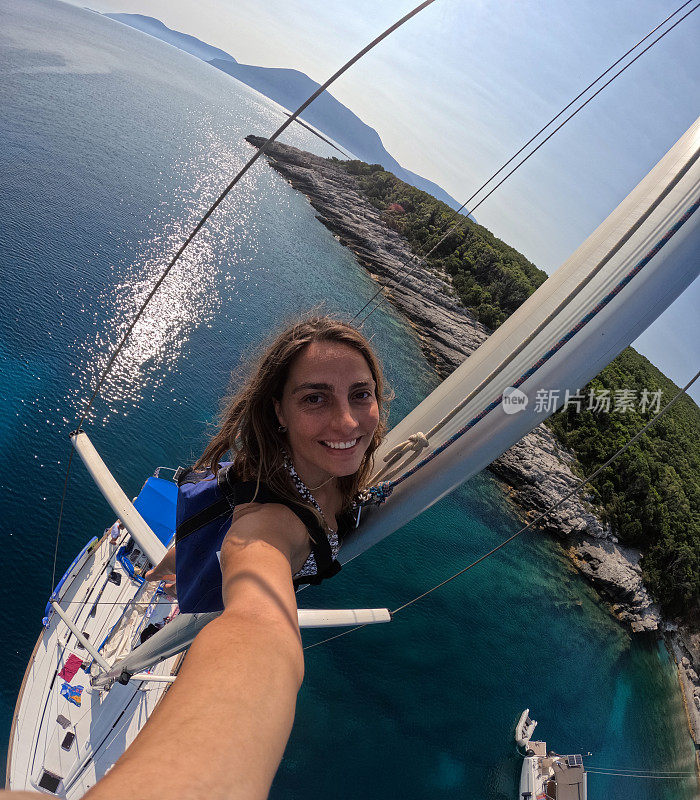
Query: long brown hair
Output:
[[195, 315, 390, 522]]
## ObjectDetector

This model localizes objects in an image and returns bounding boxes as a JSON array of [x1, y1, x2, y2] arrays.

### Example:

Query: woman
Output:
[[146, 314, 389, 605], [86, 315, 389, 799]]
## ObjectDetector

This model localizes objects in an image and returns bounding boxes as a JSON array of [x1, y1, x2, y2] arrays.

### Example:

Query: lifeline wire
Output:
[[352, 0, 699, 328], [303, 367, 699, 650]]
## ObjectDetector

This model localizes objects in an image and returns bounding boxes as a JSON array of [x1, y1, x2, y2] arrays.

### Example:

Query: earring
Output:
[[278, 424, 287, 433]]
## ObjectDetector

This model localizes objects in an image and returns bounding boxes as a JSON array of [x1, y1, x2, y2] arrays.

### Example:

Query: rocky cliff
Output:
[[246, 135, 700, 749]]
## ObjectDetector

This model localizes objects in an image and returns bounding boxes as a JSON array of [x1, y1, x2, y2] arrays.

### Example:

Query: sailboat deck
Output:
[[7, 530, 180, 797], [550, 760, 586, 800]]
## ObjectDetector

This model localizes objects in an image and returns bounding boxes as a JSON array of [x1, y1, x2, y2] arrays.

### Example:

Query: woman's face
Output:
[[274, 341, 380, 487]]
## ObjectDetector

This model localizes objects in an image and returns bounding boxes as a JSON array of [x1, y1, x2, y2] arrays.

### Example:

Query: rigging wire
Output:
[[586, 770, 696, 780], [303, 367, 700, 650], [352, 0, 699, 327], [51, 444, 77, 593], [585, 765, 696, 774]]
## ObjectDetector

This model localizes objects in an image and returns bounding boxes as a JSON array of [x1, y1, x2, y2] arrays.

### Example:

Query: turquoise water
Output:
[[0, 1, 697, 797]]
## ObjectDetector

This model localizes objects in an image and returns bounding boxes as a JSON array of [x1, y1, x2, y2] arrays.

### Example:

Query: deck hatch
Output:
[[108, 569, 122, 586], [38, 770, 62, 793], [61, 731, 75, 750]]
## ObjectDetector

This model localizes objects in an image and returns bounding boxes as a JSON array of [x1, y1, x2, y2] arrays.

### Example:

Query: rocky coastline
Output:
[[247, 135, 700, 756]]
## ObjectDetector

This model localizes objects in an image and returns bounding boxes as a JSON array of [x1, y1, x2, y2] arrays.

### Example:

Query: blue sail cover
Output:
[[133, 476, 178, 547]]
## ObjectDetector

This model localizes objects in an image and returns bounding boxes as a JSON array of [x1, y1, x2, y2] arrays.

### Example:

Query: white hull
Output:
[[518, 751, 588, 800], [519, 754, 542, 799], [7, 531, 180, 797]]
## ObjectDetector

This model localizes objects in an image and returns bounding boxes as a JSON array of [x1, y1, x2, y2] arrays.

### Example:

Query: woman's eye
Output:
[[353, 391, 372, 401], [304, 394, 324, 405]]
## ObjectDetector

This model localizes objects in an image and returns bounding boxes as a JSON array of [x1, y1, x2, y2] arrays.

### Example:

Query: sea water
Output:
[[0, 2, 697, 797]]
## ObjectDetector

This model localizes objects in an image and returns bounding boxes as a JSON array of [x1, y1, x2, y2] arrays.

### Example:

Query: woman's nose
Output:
[[333, 402, 360, 434]]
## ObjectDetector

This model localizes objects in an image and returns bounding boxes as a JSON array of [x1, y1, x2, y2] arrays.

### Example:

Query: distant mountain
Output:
[[104, 13, 467, 214], [105, 14, 237, 63]]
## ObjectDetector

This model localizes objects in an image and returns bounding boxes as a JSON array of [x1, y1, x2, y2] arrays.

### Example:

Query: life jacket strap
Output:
[[175, 464, 342, 585]]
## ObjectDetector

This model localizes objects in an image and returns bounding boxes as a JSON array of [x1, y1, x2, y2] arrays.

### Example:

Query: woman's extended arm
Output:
[[83, 505, 306, 800]]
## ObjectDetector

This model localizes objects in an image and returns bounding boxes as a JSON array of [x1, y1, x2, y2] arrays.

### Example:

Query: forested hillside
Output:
[[338, 159, 548, 328], [338, 158, 700, 618], [547, 353, 699, 615]]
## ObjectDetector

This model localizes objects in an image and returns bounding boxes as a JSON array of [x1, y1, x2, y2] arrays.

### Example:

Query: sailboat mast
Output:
[[343, 117, 700, 564]]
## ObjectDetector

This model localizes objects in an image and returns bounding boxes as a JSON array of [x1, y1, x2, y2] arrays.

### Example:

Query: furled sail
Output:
[[341, 117, 700, 563]]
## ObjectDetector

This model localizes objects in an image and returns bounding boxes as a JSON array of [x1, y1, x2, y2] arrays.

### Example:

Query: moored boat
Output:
[[516, 710, 587, 800]]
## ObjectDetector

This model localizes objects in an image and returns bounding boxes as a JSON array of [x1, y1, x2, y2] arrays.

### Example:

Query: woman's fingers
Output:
[[144, 568, 176, 583]]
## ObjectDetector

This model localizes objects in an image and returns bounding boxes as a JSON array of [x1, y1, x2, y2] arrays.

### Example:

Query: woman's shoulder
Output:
[[228, 502, 309, 549], [232, 500, 306, 528], [221, 502, 310, 578]]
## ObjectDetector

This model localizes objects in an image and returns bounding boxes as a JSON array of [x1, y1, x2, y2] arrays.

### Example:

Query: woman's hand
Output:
[[144, 545, 177, 597], [143, 568, 177, 597]]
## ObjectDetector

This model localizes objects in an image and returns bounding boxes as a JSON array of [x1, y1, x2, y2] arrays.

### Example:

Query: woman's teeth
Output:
[[322, 438, 359, 450]]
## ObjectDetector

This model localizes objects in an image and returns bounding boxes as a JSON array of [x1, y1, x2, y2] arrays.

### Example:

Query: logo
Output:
[[502, 386, 528, 414]]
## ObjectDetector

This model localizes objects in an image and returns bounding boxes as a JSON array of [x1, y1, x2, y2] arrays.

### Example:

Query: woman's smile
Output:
[[274, 341, 380, 487], [321, 438, 359, 450]]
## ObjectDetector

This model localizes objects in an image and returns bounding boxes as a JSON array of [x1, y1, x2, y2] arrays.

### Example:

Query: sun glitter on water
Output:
[[65, 116, 270, 425]]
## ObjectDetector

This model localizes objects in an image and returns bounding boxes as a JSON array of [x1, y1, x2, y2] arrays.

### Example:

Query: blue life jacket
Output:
[[175, 463, 347, 613]]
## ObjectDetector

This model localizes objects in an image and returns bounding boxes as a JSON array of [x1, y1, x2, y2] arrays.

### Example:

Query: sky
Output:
[[78, 0, 699, 400]]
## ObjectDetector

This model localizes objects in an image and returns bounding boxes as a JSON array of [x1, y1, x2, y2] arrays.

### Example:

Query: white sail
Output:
[[341, 118, 700, 563]]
